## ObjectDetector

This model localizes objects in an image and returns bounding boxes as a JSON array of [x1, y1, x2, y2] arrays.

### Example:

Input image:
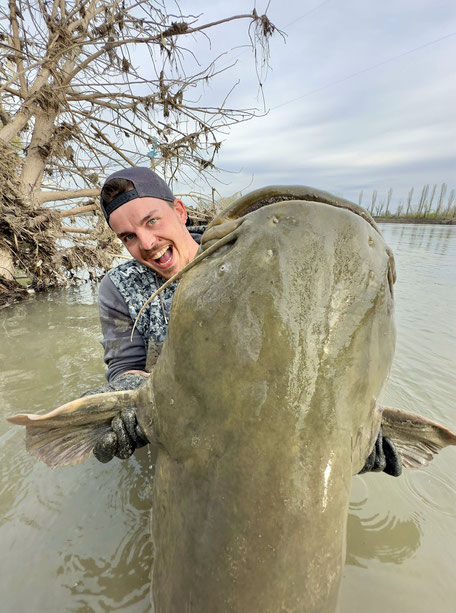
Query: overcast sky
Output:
[[171, 0, 456, 211]]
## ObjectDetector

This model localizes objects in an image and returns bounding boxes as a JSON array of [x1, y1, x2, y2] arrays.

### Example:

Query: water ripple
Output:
[[404, 468, 456, 518]]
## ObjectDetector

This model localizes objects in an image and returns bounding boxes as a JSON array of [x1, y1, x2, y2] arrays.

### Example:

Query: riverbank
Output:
[[374, 217, 455, 225]]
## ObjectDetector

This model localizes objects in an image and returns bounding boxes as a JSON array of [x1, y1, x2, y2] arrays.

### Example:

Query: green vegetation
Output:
[[358, 184, 456, 221]]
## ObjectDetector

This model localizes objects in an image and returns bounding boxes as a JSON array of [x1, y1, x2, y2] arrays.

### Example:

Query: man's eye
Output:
[[123, 234, 135, 243], [147, 218, 158, 226]]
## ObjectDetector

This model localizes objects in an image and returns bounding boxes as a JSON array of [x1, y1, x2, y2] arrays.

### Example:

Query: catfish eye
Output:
[[386, 248, 396, 297], [387, 263, 394, 297]]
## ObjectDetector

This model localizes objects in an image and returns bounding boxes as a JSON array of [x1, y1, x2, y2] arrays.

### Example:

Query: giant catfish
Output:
[[9, 187, 456, 613]]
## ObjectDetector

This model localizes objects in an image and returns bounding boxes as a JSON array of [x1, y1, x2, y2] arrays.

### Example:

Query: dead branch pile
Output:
[[186, 205, 218, 226], [0, 139, 123, 306]]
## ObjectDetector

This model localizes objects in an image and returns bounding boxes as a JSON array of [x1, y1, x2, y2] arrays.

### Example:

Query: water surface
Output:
[[340, 223, 456, 612], [1, 223, 455, 612]]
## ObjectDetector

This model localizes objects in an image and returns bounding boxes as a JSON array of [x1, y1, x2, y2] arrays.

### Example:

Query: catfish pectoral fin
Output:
[[7, 390, 139, 468], [381, 406, 456, 469], [25, 422, 113, 468]]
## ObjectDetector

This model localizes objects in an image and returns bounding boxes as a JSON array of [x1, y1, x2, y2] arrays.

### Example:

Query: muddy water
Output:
[[1, 223, 455, 612]]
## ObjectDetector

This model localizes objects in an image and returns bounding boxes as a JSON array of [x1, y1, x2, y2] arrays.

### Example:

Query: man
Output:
[[98, 167, 203, 382], [86, 167, 205, 461]]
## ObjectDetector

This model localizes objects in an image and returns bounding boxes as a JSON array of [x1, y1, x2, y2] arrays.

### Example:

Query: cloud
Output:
[[174, 1, 456, 210]]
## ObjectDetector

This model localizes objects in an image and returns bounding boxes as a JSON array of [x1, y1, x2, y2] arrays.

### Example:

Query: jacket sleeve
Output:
[[98, 274, 147, 382]]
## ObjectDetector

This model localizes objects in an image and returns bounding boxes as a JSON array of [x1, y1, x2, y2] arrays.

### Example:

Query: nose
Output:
[[137, 228, 156, 252]]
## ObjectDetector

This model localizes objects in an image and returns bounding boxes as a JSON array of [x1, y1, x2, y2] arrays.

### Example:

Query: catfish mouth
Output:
[[226, 187, 380, 235], [201, 185, 380, 255]]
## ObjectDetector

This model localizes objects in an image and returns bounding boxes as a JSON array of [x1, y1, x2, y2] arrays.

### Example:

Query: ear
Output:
[[173, 198, 188, 225]]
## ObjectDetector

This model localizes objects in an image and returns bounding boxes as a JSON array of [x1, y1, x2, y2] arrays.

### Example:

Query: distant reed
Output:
[[358, 184, 456, 219]]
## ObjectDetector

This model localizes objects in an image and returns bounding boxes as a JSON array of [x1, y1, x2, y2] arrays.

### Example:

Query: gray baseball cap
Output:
[[100, 167, 175, 222]]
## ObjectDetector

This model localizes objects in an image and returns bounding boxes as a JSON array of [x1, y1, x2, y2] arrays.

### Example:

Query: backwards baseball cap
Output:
[[100, 167, 175, 222]]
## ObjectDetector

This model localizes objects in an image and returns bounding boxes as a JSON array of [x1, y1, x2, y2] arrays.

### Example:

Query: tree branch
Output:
[[59, 203, 98, 217], [8, 0, 28, 96], [63, 12, 255, 84], [37, 188, 100, 204], [61, 227, 93, 234], [90, 125, 136, 167]]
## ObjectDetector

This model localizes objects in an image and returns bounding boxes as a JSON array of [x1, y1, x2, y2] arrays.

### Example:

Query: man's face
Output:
[[109, 197, 199, 279]]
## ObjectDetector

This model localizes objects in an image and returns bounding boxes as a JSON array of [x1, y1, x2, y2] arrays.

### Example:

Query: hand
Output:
[[94, 407, 149, 463], [81, 372, 149, 463], [359, 427, 402, 476]]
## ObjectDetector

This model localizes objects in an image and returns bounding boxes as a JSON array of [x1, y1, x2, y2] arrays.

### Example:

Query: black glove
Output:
[[94, 407, 149, 463], [81, 373, 149, 463], [359, 427, 402, 476]]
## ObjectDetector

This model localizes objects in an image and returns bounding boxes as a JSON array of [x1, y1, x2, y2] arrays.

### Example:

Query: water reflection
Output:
[[346, 511, 422, 568], [62, 525, 152, 612], [383, 222, 455, 256], [0, 286, 155, 612], [56, 449, 155, 613]]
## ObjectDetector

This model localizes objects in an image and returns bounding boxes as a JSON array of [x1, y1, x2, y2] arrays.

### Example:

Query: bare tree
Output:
[[445, 189, 455, 218], [369, 189, 377, 214], [385, 187, 392, 216], [417, 184, 429, 216], [0, 0, 277, 304], [435, 183, 447, 216], [405, 187, 414, 216], [424, 183, 437, 217]]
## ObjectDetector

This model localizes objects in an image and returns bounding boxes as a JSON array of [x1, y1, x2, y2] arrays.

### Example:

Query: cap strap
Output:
[[103, 188, 140, 219]]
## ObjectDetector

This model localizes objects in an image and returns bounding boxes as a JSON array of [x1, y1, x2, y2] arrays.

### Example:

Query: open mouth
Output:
[[207, 186, 381, 236], [150, 245, 174, 269]]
